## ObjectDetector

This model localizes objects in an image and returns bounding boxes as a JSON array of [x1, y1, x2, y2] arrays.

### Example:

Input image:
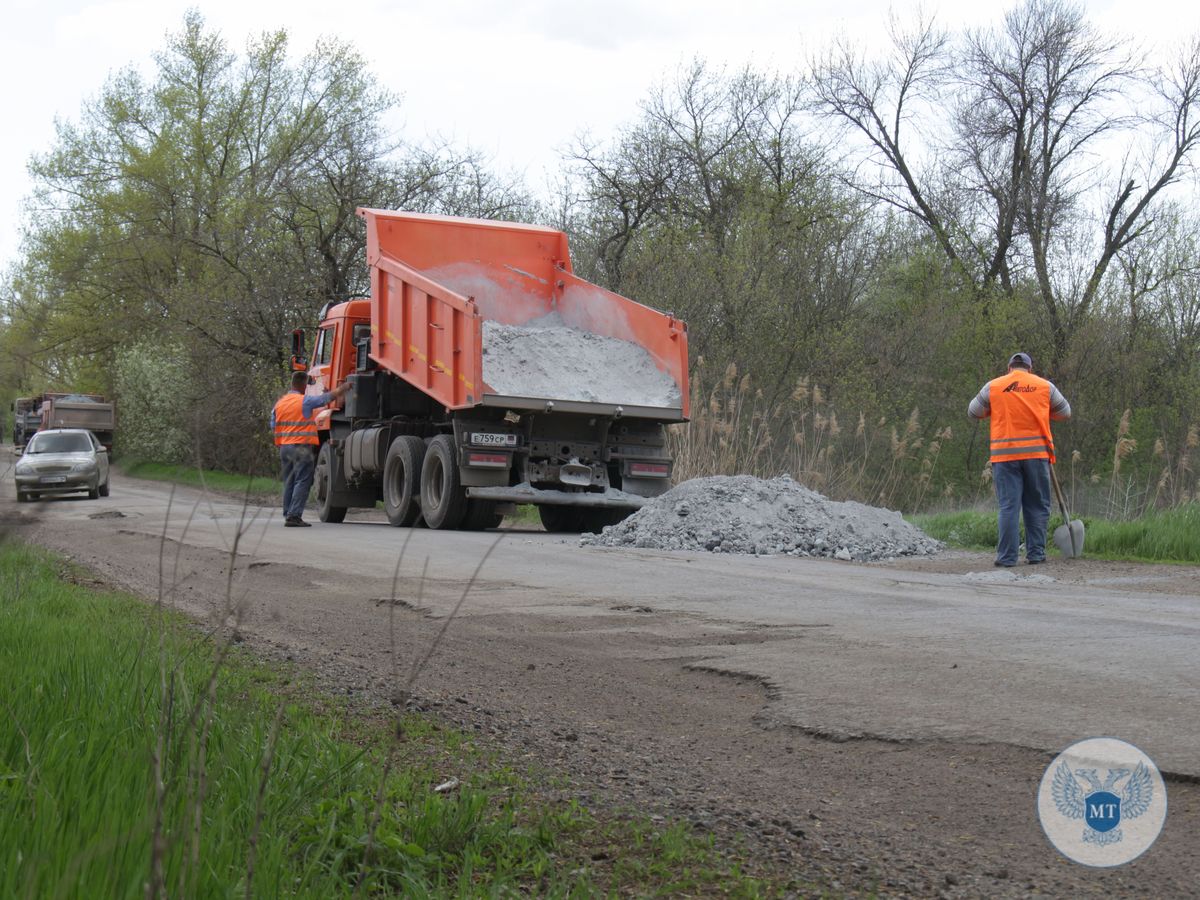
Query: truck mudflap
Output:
[[466, 484, 650, 509]]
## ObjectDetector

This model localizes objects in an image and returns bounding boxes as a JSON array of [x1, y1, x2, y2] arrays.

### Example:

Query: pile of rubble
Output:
[[582, 475, 941, 561]]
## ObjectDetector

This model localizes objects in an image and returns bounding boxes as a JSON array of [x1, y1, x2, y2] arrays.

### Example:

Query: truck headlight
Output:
[[71, 462, 96, 473], [15, 463, 33, 476]]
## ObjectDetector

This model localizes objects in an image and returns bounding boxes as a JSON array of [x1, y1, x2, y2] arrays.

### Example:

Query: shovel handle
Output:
[[1049, 461, 1071, 522]]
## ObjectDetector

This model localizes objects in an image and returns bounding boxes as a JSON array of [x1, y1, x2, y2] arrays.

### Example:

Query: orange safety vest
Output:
[[986, 369, 1055, 464], [272, 392, 319, 446]]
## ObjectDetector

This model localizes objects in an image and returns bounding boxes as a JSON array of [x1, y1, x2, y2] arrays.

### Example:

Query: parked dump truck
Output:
[[298, 208, 690, 532], [38, 393, 116, 452], [12, 397, 43, 448]]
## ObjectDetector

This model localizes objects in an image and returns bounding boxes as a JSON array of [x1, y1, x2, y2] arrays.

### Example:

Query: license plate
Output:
[[471, 432, 517, 447], [39, 476, 68, 484]]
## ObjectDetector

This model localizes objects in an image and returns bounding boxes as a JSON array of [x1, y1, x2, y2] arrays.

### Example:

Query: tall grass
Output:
[[672, 369, 1200, 519], [0, 542, 371, 897], [913, 504, 1200, 563], [1078, 503, 1200, 563], [670, 363, 958, 511]]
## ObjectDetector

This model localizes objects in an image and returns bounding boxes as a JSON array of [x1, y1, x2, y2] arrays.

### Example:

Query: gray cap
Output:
[[1008, 352, 1032, 369]]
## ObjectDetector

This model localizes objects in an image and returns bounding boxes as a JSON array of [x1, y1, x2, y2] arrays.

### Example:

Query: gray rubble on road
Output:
[[581, 474, 942, 560]]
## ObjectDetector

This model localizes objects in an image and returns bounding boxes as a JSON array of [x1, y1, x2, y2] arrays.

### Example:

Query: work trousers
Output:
[[279, 444, 317, 519], [992, 458, 1051, 566]]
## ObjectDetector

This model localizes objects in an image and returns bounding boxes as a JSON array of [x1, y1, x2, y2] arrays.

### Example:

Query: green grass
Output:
[[0, 540, 790, 897], [506, 504, 541, 527], [912, 503, 1200, 564], [120, 459, 280, 498]]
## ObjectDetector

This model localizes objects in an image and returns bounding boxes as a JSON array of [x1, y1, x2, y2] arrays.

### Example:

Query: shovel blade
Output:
[[1068, 519, 1086, 557], [1054, 520, 1086, 558]]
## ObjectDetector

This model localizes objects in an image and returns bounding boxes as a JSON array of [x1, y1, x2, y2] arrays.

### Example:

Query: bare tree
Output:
[[812, 0, 1200, 367], [566, 61, 868, 403]]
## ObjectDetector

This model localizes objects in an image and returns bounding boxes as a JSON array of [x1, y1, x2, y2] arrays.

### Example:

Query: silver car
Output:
[[14, 428, 111, 502]]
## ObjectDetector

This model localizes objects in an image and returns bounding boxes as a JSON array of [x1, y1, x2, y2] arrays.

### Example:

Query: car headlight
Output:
[[71, 461, 97, 473], [15, 463, 33, 475]]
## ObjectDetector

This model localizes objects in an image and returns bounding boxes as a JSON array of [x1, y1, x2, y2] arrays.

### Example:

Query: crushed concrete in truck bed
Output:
[[582, 475, 942, 560], [482, 314, 681, 408]]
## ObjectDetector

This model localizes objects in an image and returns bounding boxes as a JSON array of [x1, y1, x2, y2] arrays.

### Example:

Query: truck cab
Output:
[[303, 298, 372, 436]]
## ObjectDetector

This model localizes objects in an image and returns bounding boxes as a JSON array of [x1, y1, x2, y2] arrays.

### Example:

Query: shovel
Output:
[[1049, 462, 1085, 558]]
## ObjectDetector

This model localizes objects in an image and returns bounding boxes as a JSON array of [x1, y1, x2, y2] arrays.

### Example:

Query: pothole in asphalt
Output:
[[88, 510, 127, 519]]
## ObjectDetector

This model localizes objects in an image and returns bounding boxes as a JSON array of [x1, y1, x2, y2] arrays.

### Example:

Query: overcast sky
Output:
[[2, 1, 1196, 272]]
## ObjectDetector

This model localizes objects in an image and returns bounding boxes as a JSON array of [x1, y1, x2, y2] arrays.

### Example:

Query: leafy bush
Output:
[[112, 341, 193, 463]]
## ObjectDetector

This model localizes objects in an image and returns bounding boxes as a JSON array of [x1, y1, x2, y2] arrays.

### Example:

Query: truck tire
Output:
[[420, 434, 468, 530], [383, 435, 425, 527], [16, 491, 30, 503], [577, 508, 629, 534], [538, 505, 584, 533], [99, 478, 110, 497], [461, 500, 503, 531], [316, 443, 347, 524]]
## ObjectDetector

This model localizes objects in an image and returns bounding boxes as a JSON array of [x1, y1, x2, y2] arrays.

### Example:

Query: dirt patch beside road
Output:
[[13, 495, 1195, 898]]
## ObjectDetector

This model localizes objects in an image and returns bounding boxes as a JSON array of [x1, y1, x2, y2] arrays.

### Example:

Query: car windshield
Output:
[[26, 433, 92, 454]]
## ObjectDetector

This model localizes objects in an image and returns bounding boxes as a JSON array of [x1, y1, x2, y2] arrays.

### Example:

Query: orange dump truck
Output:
[[297, 208, 690, 532]]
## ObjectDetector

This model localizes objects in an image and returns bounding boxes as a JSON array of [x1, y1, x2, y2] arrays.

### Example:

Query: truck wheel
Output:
[[538, 505, 584, 533], [16, 491, 29, 503], [577, 508, 629, 534], [87, 481, 100, 500], [420, 434, 468, 530], [383, 435, 425, 527], [316, 443, 347, 524], [461, 500, 502, 531]]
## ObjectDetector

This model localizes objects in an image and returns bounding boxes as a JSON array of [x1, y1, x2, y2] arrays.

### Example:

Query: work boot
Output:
[[284, 516, 311, 527]]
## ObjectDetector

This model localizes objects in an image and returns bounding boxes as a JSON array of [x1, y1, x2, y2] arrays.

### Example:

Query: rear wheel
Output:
[[420, 434, 467, 530], [538, 505, 583, 533], [383, 435, 425, 527], [315, 443, 347, 524], [577, 508, 629, 534], [461, 500, 503, 531]]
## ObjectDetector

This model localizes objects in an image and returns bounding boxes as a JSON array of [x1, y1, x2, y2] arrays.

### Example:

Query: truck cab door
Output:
[[307, 323, 342, 432]]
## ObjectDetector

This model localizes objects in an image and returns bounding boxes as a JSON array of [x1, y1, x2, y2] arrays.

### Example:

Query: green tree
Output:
[[6, 11, 529, 469]]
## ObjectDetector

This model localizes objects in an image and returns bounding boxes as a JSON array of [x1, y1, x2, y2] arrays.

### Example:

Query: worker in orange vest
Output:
[[271, 371, 350, 527], [968, 352, 1072, 566]]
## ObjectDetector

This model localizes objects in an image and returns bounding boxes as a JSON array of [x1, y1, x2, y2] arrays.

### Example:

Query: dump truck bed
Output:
[[40, 396, 116, 433], [359, 208, 689, 420]]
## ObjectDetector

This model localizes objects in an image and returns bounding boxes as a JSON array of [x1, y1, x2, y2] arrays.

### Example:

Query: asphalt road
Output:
[[12, 467, 1198, 779], [8, 463, 1200, 895]]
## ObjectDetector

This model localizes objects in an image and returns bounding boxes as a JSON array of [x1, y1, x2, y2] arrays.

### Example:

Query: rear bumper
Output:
[[480, 393, 686, 422], [467, 485, 649, 509]]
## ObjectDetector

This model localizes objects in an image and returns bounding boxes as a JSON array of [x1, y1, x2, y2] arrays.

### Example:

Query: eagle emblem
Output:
[[1052, 761, 1155, 846]]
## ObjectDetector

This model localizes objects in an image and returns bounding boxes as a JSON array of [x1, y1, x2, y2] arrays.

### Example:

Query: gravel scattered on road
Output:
[[582, 474, 942, 560]]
